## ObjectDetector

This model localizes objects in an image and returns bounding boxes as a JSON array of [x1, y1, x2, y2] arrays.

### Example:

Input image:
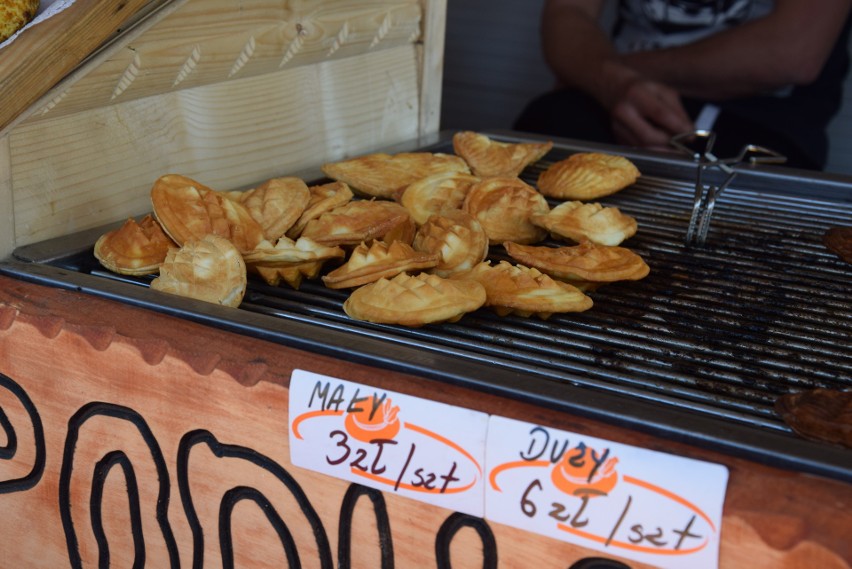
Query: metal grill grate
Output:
[[4, 135, 851, 478]]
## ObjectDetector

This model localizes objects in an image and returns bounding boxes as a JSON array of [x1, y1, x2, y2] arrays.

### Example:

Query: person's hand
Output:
[[607, 77, 694, 150]]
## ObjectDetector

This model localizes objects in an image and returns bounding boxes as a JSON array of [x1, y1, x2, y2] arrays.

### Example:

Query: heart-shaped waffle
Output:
[[323, 240, 439, 289], [463, 176, 550, 245], [452, 131, 552, 177], [150, 234, 247, 308], [398, 171, 480, 225], [343, 272, 486, 327], [452, 260, 592, 319], [504, 241, 649, 290], [230, 177, 311, 241], [151, 174, 265, 253], [321, 152, 470, 199], [413, 210, 489, 277], [94, 214, 176, 275], [531, 201, 637, 246], [301, 200, 415, 247], [537, 152, 640, 200]]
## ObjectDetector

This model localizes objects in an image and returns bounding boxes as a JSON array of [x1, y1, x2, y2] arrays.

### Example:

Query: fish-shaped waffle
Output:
[[321, 152, 470, 199], [503, 241, 649, 291], [398, 171, 480, 225], [452, 131, 552, 177], [413, 210, 489, 277], [531, 201, 637, 246], [287, 181, 354, 239], [94, 214, 176, 275], [242, 236, 345, 268], [463, 176, 550, 245], [343, 272, 486, 327], [150, 234, 247, 308], [151, 174, 265, 254], [452, 260, 592, 319], [537, 152, 640, 200], [301, 200, 415, 247], [322, 240, 440, 289]]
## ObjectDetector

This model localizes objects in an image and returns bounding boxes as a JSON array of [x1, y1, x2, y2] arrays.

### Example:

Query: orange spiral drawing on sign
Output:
[[344, 396, 401, 443], [550, 450, 619, 497]]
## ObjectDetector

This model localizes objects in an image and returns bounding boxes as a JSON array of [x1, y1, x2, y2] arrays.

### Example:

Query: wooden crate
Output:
[[0, 0, 446, 259]]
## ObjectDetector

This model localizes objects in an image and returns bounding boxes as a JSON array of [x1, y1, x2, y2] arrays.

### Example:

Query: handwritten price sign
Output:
[[485, 416, 729, 569], [289, 370, 489, 516]]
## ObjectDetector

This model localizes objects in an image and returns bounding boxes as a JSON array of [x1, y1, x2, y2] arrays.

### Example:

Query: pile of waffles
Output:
[[93, 132, 650, 327]]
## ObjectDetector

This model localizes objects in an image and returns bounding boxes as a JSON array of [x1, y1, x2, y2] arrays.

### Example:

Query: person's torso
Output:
[[612, 0, 774, 53]]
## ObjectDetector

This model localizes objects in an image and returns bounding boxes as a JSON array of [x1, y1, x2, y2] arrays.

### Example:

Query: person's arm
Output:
[[540, 0, 693, 148], [623, 0, 852, 100]]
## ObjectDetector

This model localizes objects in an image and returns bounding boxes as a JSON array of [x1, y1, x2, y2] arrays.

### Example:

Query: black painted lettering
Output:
[[548, 502, 571, 522], [394, 443, 416, 492], [586, 447, 610, 484], [568, 442, 587, 468], [520, 479, 542, 518], [520, 426, 549, 461], [350, 448, 369, 472], [569, 494, 591, 528], [438, 462, 460, 494], [605, 495, 632, 547], [326, 430, 351, 465], [644, 527, 668, 547], [628, 524, 644, 544], [345, 388, 367, 414], [673, 515, 703, 550], [308, 381, 330, 410], [328, 384, 346, 412], [368, 393, 387, 422], [369, 439, 397, 475]]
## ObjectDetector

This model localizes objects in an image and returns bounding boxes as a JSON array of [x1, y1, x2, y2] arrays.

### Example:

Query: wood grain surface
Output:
[[0, 0, 441, 260], [0, 275, 849, 568]]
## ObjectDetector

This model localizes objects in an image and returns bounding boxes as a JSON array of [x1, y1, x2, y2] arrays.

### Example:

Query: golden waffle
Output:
[[321, 152, 470, 199], [322, 241, 439, 289], [94, 214, 176, 276], [537, 152, 640, 200], [150, 174, 265, 253], [452, 260, 592, 319], [531, 201, 637, 246], [287, 182, 354, 239], [300, 200, 415, 247], [242, 236, 345, 267], [231, 177, 311, 241], [252, 261, 325, 289], [150, 234, 247, 308], [398, 171, 480, 225], [343, 272, 486, 327], [503, 241, 649, 290], [463, 177, 550, 245], [413, 210, 489, 277], [452, 131, 552, 177]]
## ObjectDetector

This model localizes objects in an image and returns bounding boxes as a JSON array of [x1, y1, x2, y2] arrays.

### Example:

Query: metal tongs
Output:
[[670, 130, 786, 247]]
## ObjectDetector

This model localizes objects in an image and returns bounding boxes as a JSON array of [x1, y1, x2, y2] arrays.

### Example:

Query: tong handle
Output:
[[672, 130, 786, 247]]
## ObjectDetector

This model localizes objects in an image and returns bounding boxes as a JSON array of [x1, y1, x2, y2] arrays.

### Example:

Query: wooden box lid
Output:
[[0, 0, 446, 258]]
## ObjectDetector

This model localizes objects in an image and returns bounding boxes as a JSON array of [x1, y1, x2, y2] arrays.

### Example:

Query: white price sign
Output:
[[289, 369, 489, 517], [485, 416, 729, 569]]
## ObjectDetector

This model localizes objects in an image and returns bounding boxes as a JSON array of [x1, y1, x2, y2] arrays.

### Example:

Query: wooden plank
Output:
[[0, 136, 12, 259], [418, 0, 446, 136], [22, 0, 423, 124], [8, 45, 421, 247], [0, 275, 850, 568]]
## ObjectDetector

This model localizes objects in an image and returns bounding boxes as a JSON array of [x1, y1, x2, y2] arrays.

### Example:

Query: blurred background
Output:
[[440, 0, 852, 176]]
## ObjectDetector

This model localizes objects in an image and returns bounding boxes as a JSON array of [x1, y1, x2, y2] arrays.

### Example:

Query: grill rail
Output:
[[4, 133, 851, 481]]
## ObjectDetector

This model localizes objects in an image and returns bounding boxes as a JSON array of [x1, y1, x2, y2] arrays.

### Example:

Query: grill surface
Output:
[[4, 133, 851, 481]]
